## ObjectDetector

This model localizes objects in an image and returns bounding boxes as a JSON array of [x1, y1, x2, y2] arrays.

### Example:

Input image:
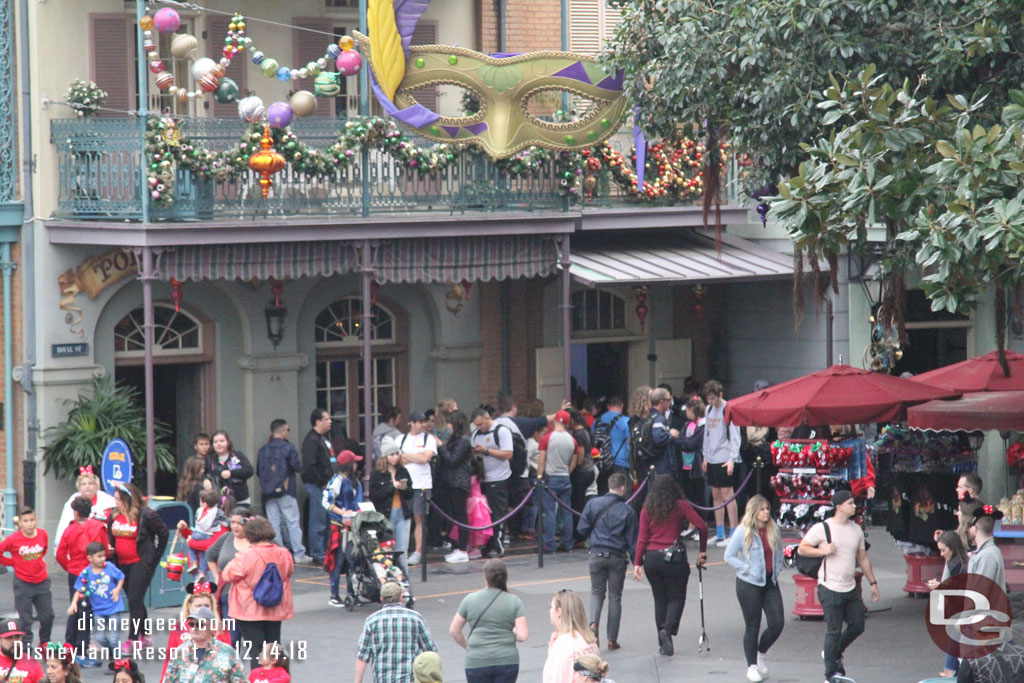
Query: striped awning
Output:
[[570, 230, 796, 286], [373, 235, 559, 284], [159, 242, 359, 282], [158, 235, 559, 283]]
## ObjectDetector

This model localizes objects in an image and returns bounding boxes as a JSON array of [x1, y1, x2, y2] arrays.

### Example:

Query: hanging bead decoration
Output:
[[141, 10, 248, 103], [245, 37, 350, 84]]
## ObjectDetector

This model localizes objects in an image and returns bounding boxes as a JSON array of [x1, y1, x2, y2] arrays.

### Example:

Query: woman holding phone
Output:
[[370, 435, 414, 580]]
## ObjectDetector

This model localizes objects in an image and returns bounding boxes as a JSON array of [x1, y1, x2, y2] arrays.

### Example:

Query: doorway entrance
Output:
[[570, 342, 629, 404], [113, 303, 215, 496]]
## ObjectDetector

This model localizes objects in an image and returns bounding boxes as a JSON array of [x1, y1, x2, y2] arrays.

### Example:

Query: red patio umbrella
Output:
[[725, 364, 960, 427], [910, 350, 1024, 392], [906, 391, 1024, 432]]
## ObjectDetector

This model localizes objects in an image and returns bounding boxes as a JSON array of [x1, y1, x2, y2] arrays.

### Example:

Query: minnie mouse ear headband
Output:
[[974, 504, 1004, 521], [43, 642, 75, 664], [186, 580, 218, 595], [960, 491, 974, 503], [78, 465, 95, 476], [109, 658, 139, 673]]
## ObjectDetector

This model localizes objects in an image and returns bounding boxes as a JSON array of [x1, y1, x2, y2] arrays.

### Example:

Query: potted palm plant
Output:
[[42, 376, 176, 483]]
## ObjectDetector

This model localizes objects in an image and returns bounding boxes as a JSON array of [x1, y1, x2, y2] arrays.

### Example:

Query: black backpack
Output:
[[630, 414, 664, 470], [257, 442, 290, 499], [592, 414, 626, 473], [493, 423, 529, 478], [796, 520, 832, 579]]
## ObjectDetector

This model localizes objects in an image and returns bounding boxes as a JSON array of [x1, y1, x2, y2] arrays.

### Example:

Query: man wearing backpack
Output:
[[400, 412, 439, 566], [702, 380, 742, 547], [471, 407, 515, 558], [592, 395, 632, 493], [495, 394, 551, 541], [258, 419, 311, 565], [798, 490, 880, 683]]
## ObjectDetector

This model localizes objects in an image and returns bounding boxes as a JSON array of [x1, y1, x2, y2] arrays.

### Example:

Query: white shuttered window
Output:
[[569, 0, 622, 54]]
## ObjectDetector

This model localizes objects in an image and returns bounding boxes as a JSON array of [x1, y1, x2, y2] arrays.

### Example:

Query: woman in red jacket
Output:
[[633, 474, 707, 657]]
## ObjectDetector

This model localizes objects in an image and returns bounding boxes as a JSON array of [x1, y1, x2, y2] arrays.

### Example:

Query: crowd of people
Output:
[[2, 381, 1021, 683]]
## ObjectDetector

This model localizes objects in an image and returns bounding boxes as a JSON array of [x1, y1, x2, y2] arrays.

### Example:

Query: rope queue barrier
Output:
[[427, 486, 537, 532], [542, 469, 651, 518], [687, 468, 755, 512]]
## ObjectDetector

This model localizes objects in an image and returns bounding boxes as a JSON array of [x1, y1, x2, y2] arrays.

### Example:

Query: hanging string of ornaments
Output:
[[136, 6, 714, 205]]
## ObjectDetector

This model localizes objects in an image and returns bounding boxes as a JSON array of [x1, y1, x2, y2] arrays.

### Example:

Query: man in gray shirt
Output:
[[471, 407, 514, 558], [538, 410, 581, 553], [702, 379, 741, 547], [968, 506, 1007, 593]]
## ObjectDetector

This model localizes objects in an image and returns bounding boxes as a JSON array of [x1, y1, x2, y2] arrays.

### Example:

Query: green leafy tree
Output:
[[605, 0, 1024, 195], [42, 376, 176, 483]]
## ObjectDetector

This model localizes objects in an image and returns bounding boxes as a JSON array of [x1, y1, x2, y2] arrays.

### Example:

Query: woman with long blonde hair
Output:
[[723, 494, 784, 682], [433, 398, 458, 441], [543, 590, 597, 683]]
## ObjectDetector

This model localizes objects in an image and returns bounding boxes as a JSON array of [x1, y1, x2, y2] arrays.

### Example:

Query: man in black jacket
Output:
[[302, 409, 334, 564], [577, 472, 637, 650]]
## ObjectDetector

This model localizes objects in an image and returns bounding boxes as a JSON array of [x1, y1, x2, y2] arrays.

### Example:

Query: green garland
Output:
[[139, 115, 701, 208]]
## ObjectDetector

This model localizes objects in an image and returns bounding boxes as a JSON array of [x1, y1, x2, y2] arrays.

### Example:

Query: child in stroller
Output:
[[342, 510, 413, 610]]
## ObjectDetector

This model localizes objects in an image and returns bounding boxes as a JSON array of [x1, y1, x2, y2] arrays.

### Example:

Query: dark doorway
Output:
[[892, 290, 971, 376], [116, 364, 205, 497], [570, 342, 629, 404]]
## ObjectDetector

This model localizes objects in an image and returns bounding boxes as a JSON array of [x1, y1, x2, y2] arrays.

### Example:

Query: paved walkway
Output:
[[2, 526, 946, 682]]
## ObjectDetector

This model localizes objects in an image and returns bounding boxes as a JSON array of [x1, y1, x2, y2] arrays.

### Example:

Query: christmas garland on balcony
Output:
[[139, 115, 710, 208]]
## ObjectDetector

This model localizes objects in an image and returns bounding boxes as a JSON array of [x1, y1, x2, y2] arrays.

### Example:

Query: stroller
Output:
[[342, 509, 413, 611]]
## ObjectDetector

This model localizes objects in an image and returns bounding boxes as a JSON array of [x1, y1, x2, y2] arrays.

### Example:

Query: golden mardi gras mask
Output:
[[357, 0, 627, 158]]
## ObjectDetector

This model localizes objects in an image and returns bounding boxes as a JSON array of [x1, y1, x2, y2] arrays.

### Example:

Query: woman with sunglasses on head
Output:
[[105, 482, 168, 648], [159, 581, 233, 681], [208, 507, 254, 647]]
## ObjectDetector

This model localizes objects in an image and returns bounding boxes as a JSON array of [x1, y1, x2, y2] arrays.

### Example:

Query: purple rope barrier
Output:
[[428, 486, 536, 532], [544, 473, 650, 518], [687, 468, 755, 511]]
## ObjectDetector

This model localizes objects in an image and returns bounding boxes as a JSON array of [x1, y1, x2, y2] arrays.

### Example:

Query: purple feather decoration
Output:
[[633, 107, 646, 190], [394, 0, 434, 54]]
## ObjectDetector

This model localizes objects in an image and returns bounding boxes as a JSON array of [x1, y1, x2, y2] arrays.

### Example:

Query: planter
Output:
[[792, 571, 864, 619], [903, 552, 944, 596]]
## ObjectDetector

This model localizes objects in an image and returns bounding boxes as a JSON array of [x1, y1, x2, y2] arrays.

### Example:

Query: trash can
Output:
[[145, 498, 193, 609]]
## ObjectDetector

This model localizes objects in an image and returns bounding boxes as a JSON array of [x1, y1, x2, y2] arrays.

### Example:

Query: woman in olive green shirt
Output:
[[449, 559, 529, 682]]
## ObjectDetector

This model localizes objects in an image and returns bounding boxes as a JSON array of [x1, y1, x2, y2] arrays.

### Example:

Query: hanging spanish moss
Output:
[[996, 282, 1009, 377], [702, 122, 723, 250]]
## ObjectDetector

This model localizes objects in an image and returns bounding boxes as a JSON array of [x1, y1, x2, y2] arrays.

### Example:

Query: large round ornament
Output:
[[289, 90, 317, 117], [260, 58, 280, 78], [214, 77, 239, 104], [191, 58, 217, 82], [170, 34, 199, 60], [198, 73, 220, 93], [155, 72, 175, 91], [314, 72, 340, 97], [336, 51, 363, 76], [153, 8, 181, 34], [238, 96, 265, 123], [338, 35, 355, 51], [266, 101, 293, 129]]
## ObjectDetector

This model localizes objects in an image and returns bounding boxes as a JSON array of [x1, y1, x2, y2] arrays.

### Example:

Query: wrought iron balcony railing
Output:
[[50, 117, 736, 222]]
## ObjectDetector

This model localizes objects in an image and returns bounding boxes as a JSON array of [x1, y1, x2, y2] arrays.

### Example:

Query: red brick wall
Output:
[[478, 278, 547, 407], [478, 0, 564, 54]]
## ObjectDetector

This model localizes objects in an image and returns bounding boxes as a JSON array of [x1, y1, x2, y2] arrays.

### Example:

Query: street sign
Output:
[[51, 343, 89, 358], [101, 438, 133, 495]]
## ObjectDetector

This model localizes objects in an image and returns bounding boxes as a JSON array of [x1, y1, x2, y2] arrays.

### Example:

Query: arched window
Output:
[[572, 289, 626, 333], [114, 304, 202, 357], [314, 297, 394, 345], [314, 297, 405, 444]]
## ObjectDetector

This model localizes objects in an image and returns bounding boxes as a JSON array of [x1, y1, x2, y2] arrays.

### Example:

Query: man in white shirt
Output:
[[799, 490, 880, 683], [471, 407, 514, 558], [400, 411, 438, 566], [702, 380, 741, 547]]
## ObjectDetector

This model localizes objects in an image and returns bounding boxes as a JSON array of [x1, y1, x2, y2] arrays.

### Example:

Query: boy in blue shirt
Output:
[[68, 542, 125, 664]]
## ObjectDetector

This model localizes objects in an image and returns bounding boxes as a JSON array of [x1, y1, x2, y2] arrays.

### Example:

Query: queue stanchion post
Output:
[[421, 488, 429, 583], [537, 477, 545, 569], [755, 454, 764, 498]]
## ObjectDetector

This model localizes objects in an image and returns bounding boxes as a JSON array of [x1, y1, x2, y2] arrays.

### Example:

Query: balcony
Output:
[[50, 117, 739, 222]]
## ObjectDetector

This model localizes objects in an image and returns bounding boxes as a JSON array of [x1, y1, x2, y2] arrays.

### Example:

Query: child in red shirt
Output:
[[249, 641, 291, 683], [0, 507, 54, 648]]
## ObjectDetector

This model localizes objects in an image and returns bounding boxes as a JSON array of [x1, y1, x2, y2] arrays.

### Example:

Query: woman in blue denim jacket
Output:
[[724, 494, 785, 683]]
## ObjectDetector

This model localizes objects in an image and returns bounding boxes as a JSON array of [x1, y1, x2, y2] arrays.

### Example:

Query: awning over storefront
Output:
[[158, 234, 560, 283], [570, 230, 796, 286]]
